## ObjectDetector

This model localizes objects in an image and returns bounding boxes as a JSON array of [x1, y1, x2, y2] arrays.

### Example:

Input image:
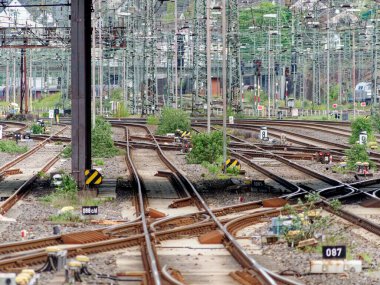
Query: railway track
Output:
[[0, 125, 69, 215], [1, 119, 378, 284]]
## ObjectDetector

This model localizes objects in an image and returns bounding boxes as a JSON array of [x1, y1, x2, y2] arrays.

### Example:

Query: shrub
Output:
[[92, 117, 119, 158], [147, 115, 159, 125], [0, 140, 27, 153], [156, 108, 190, 135], [187, 131, 224, 164], [61, 118, 118, 159], [31, 124, 44, 134], [349, 117, 374, 144], [345, 144, 375, 170]]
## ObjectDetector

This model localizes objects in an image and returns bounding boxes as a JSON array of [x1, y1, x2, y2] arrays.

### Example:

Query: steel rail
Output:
[[140, 124, 295, 285], [125, 128, 162, 285]]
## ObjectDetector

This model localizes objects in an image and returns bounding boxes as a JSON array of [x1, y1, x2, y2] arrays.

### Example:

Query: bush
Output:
[[92, 117, 119, 158], [0, 140, 27, 153], [31, 124, 44, 134], [147, 115, 159, 125], [187, 131, 224, 164], [349, 117, 374, 144], [156, 108, 190, 135], [345, 144, 375, 170]]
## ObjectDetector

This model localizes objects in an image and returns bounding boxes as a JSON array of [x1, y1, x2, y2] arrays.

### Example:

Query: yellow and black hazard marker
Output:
[[85, 169, 103, 186], [225, 158, 241, 171], [181, 131, 191, 138]]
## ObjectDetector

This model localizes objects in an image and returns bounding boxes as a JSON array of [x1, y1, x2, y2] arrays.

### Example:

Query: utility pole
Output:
[[13, 53, 16, 104], [372, 15, 378, 115], [226, 0, 242, 111], [174, 0, 178, 108], [352, 26, 356, 118], [92, 10, 96, 127], [192, 0, 207, 113], [222, 0, 227, 168], [29, 51, 32, 112], [98, 0, 103, 115], [206, 0, 211, 133], [268, 32, 271, 118], [326, 2, 330, 118], [5, 51, 9, 103]]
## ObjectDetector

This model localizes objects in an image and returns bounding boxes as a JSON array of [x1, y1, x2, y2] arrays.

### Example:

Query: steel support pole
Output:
[[71, 0, 92, 187], [326, 3, 330, 118], [206, 0, 211, 133], [174, 0, 178, 108], [222, 0, 227, 169], [5, 53, 9, 103], [92, 16, 96, 128], [352, 28, 356, 118]]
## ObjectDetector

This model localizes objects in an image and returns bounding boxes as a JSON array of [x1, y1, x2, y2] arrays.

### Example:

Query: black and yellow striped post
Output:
[[224, 158, 241, 172], [84, 169, 103, 187], [181, 131, 191, 138]]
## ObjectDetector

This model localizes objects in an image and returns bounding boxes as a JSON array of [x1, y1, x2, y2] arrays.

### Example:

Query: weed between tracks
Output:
[[40, 174, 103, 222], [0, 140, 27, 154]]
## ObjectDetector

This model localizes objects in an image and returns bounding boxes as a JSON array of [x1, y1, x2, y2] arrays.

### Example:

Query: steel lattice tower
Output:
[[192, 0, 207, 113], [227, 0, 242, 111]]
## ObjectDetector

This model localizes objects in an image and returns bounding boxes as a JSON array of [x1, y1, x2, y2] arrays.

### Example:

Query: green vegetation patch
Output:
[[41, 174, 102, 209], [187, 131, 224, 164], [156, 108, 190, 135], [345, 144, 376, 170], [92, 117, 119, 158], [0, 140, 27, 154], [31, 124, 44, 134], [147, 115, 159, 125], [49, 211, 81, 223], [33, 92, 61, 110], [349, 117, 374, 144]]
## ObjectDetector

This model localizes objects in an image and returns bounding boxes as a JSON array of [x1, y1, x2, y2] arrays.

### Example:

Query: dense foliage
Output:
[[349, 117, 374, 144], [31, 124, 44, 134], [187, 131, 224, 164], [60, 117, 118, 158], [92, 117, 119, 157], [156, 108, 190, 135], [345, 144, 375, 170]]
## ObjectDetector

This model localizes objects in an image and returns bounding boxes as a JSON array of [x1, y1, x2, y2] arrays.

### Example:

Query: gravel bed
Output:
[[54, 154, 128, 179], [243, 214, 380, 285], [39, 250, 126, 284], [0, 184, 131, 244], [271, 125, 349, 146], [0, 151, 18, 166], [112, 126, 126, 141], [296, 160, 380, 183], [163, 150, 282, 207]]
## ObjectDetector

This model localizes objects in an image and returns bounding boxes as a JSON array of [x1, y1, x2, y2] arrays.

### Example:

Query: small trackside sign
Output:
[[82, 206, 99, 215], [322, 245, 346, 259]]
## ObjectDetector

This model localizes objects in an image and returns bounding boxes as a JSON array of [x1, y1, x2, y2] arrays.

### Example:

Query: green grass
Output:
[[32, 93, 61, 110], [93, 158, 104, 166], [0, 140, 27, 154], [49, 211, 82, 223], [147, 115, 159, 125]]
